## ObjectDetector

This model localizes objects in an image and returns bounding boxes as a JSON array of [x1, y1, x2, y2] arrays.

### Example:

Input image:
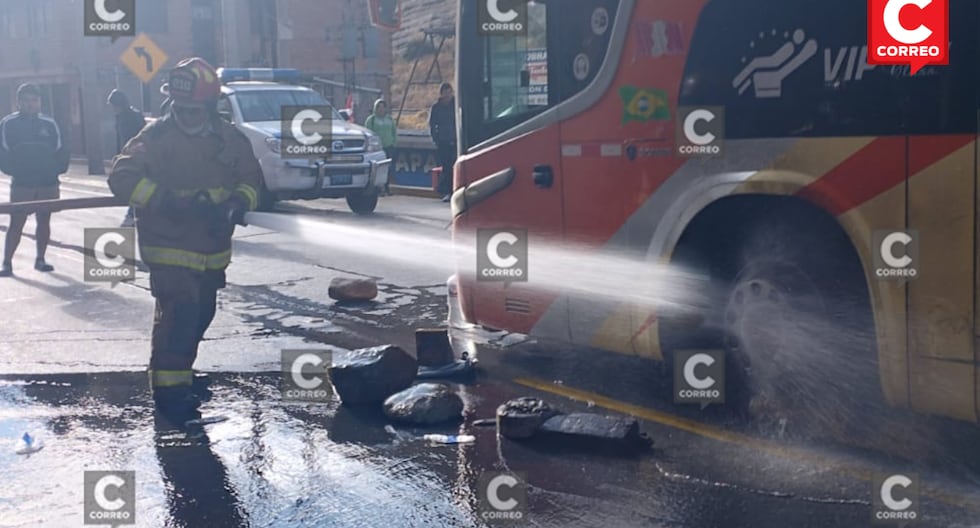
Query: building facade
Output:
[[0, 0, 392, 161]]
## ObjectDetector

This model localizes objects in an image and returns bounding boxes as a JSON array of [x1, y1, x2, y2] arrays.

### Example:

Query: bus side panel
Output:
[[908, 136, 976, 422], [558, 0, 705, 354]]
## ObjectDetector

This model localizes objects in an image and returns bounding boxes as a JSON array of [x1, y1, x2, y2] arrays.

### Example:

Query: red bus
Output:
[[450, 0, 980, 425]]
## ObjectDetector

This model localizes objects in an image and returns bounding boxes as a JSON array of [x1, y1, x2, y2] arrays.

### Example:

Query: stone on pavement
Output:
[[415, 328, 454, 367], [328, 277, 378, 301], [496, 397, 560, 439], [383, 383, 464, 425], [329, 345, 418, 405], [538, 413, 653, 452]]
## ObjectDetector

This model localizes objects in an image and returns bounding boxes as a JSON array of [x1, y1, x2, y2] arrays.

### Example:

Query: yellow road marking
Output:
[[513, 376, 980, 513]]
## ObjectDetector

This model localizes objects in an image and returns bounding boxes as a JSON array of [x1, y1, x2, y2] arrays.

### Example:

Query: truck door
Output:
[[906, 1, 978, 422]]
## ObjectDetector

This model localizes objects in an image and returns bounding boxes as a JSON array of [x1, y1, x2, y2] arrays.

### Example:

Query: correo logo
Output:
[[873, 473, 919, 523], [478, 0, 528, 36], [676, 107, 725, 158], [868, 0, 949, 75], [674, 349, 725, 408], [477, 229, 528, 282], [84, 471, 135, 525], [478, 471, 527, 523], [873, 230, 919, 280], [84, 0, 135, 37], [281, 349, 332, 402], [281, 105, 334, 160]]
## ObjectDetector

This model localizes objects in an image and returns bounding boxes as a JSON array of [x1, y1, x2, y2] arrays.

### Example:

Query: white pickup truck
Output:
[[214, 68, 391, 214]]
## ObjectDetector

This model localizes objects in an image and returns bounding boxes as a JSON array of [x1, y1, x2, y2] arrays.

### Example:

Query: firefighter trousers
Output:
[[148, 266, 225, 390]]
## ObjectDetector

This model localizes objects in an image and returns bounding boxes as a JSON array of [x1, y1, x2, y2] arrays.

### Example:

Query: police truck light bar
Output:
[[216, 68, 302, 84]]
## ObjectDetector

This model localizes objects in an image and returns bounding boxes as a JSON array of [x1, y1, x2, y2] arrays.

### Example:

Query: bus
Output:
[[449, 0, 980, 426]]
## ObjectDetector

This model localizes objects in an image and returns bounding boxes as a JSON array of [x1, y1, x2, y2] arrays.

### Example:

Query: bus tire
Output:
[[664, 197, 880, 440]]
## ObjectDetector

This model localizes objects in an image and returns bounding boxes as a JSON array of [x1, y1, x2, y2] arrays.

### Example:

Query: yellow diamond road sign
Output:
[[121, 33, 169, 84]]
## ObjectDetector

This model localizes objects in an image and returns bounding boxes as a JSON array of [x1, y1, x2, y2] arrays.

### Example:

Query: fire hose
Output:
[[0, 195, 283, 233]]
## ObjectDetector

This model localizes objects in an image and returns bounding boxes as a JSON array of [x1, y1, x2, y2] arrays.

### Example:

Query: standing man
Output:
[[108, 58, 262, 416], [0, 83, 70, 277], [429, 83, 456, 202], [107, 89, 148, 227], [364, 99, 396, 196]]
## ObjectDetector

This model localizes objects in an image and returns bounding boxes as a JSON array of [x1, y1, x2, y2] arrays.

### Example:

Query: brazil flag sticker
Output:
[[619, 86, 671, 124]]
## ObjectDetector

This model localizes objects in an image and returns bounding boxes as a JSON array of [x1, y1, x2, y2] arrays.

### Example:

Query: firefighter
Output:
[[108, 57, 262, 415]]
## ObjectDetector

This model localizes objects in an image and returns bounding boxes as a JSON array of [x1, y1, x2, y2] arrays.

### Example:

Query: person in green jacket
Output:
[[364, 99, 396, 195]]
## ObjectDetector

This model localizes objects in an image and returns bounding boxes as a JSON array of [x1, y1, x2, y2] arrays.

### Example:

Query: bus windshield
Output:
[[459, 0, 619, 150]]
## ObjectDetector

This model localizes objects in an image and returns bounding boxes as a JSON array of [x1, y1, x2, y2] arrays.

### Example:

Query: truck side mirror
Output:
[[520, 70, 530, 88]]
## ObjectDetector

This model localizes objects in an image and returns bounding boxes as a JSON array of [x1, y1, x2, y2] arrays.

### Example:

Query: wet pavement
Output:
[[1, 169, 980, 527]]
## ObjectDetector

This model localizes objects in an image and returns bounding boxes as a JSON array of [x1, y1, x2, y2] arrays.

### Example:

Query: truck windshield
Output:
[[235, 90, 343, 123]]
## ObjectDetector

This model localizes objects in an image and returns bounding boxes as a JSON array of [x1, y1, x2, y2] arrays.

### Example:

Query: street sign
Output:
[[120, 33, 169, 84]]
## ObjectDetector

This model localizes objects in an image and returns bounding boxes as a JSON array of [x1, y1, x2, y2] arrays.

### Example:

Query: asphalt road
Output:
[[1, 168, 979, 528]]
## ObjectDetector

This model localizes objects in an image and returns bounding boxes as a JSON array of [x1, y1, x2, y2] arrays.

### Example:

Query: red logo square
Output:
[[868, 0, 948, 75]]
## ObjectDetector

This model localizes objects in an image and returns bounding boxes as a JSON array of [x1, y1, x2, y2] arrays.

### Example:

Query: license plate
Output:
[[328, 174, 353, 186], [328, 154, 363, 163]]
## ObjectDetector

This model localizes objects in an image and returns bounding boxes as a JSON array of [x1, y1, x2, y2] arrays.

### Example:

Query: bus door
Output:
[[455, 0, 568, 338], [905, 2, 978, 422]]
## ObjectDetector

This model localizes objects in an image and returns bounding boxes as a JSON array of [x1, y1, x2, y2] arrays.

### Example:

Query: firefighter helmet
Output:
[[167, 57, 220, 105]]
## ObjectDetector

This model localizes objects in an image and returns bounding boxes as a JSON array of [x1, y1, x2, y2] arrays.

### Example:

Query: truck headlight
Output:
[[265, 137, 282, 154], [366, 134, 383, 153]]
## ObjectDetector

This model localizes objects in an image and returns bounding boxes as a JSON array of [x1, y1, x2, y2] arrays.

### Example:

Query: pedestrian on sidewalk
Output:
[[364, 99, 396, 196], [108, 57, 262, 419], [108, 89, 148, 227], [429, 83, 456, 202], [0, 83, 70, 277]]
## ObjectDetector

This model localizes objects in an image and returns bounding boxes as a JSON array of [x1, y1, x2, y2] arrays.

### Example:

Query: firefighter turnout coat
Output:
[[108, 114, 262, 276]]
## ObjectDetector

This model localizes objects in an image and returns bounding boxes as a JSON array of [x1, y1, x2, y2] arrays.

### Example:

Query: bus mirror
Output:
[[520, 70, 530, 88]]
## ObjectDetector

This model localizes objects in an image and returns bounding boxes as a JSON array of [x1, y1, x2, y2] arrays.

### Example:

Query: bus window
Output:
[[459, 0, 619, 150], [679, 0, 977, 138]]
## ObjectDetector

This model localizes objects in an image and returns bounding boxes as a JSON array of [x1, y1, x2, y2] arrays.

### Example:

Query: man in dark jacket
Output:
[[429, 83, 456, 202], [108, 89, 148, 227], [0, 83, 70, 277]]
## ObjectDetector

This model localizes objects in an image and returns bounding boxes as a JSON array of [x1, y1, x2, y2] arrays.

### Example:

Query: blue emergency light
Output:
[[217, 68, 302, 84]]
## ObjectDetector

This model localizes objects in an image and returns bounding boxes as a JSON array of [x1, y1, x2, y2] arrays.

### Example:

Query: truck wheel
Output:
[[346, 189, 379, 215]]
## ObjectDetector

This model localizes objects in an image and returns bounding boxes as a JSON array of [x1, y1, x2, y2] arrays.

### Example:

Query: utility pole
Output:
[[79, 32, 105, 175]]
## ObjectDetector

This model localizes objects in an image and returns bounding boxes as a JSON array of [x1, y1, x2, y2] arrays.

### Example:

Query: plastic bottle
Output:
[[423, 434, 476, 444], [15, 432, 44, 455]]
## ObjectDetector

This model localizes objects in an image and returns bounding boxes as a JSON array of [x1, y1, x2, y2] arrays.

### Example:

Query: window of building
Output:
[[27, 1, 50, 37], [136, 0, 168, 33]]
